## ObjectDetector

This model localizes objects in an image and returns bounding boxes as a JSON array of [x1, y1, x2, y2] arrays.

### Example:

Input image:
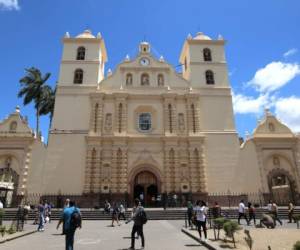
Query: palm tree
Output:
[[39, 85, 56, 126], [18, 67, 51, 135]]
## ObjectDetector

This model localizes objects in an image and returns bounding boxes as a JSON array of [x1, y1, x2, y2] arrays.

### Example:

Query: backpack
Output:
[[70, 209, 82, 230], [137, 210, 148, 225]]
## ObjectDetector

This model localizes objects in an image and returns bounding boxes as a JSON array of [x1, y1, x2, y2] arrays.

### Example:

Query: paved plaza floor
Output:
[[0, 220, 207, 250]]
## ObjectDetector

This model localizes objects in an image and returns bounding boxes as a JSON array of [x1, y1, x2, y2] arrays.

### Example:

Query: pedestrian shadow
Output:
[[122, 236, 139, 239], [52, 233, 63, 236], [185, 244, 202, 247]]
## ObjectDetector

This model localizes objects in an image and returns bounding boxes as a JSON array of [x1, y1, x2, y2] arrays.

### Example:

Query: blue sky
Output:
[[1, 0, 300, 142]]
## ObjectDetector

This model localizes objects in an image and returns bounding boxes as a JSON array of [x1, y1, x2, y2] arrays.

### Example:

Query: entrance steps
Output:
[[2, 207, 300, 221]]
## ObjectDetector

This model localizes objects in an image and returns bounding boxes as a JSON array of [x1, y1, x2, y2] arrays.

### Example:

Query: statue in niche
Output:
[[269, 123, 275, 132], [141, 74, 149, 86], [178, 113, 185, 132], [126, 73, 132, 85], [157, 74, 164, 86], [273, 174, 286, 186], [104, 113, 112, 132]]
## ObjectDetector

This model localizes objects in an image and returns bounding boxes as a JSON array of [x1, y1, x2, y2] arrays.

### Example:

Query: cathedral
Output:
[[1, 30, 300, 207]]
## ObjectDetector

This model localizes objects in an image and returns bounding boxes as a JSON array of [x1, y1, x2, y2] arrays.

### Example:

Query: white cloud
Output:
[[247, 61, 300, 92], [232, 92, 269, 114], [0, 0, 19, 10], [283, 48, 298, 58], [274, 96, 300, 132]]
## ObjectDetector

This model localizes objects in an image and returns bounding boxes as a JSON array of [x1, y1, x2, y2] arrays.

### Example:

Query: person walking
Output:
[[194, 200, 208, 242], [187, 201, 193, 228], [288, 201, 294, 223], [238, 200, 249, 225], [118, 203, 126, 221], [126, 198, 146, 250], [111, 203, 120, 227], [57, 200, 81, 250], [37, 201, 45, 232], [271, 202, 282, 226], [248, 202, 256, 225]]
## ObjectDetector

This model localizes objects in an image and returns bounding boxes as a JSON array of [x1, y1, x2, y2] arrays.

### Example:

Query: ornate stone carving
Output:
[[104, 113, 112, 132]]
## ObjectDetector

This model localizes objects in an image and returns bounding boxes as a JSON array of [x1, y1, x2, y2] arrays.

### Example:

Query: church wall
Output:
[[26, 140, 47, 193], [62, 42, 101, 61], [204, 133, 240, 193], [189, 43, 226, 63], [237, 140, 261, 193], [58, 63, 101, 85], [42, 133, 86, 194], [198, 92, 235, 131], [51, 93, 91, 130]]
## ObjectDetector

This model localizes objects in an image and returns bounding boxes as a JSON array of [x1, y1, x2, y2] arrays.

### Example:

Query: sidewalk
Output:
[[0, 221, 37, 244]]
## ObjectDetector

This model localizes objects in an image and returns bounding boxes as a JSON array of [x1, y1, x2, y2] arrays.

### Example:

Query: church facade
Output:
[[1, 30, 300, 207]]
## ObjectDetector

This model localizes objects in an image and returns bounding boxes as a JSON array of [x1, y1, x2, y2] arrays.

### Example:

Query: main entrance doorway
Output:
[[133, 171, 158, 206]]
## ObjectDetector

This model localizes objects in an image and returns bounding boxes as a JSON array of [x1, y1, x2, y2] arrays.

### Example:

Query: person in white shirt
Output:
[[0, 200, 3, 209], [193, 200, 207, 241], [238, 200, 249, 225]]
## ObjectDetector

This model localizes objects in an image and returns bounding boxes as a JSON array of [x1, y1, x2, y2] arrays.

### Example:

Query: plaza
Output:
[[0, 220, 206, 250]]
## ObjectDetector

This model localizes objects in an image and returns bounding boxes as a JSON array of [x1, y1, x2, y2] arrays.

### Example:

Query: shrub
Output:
[[0, 226, 6, 237], [213, 217, 229, 240], [0, 209, 4, 226], [293, 215, 300, 229], [293, 241, 300, 250], [223, 220, 242, 248], [7, 225, 16, 235]]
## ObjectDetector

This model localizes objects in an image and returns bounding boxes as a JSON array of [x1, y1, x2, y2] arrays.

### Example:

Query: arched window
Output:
[[203, 48, 212, 61], [76, 47, 86, 60], [191, 104, 196, 133], [118, 103, 123, 133], [157, 74, 164, 86], [205, 70, 214, 84], [74, 69, 83, 84], [141, 73, 150, 86], [9, 121, 17, 133], [184, 57, 187, 71], [126, 73, 133, 86], [168, 104, 173, 133]]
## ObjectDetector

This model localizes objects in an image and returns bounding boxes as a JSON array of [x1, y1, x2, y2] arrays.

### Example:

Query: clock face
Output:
[[140, 57, 150, 66]]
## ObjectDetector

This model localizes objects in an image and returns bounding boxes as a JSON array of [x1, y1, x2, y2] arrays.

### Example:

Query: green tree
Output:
[[18, 67, 51, 135], [39, 85, 56, 125]]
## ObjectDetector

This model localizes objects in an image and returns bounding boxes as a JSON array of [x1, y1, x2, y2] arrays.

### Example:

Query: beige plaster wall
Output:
[[26, 140, 47, 193], [42, 134, 86, 194], [204, 133, 240, 193]]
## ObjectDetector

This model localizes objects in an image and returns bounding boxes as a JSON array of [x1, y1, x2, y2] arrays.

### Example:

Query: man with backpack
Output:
[[126, 198, 147, 250], [57, 200, 81, 250]]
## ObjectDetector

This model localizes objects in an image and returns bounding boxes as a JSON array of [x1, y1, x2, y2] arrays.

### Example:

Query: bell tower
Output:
[[58, 29, 107, 86], [179, 32, 229, 88]]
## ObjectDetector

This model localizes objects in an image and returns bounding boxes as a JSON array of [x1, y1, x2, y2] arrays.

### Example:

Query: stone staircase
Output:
[[3, 207, 300, 221]]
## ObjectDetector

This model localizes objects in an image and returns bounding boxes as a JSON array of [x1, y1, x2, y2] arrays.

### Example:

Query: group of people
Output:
[[186, 199, 297, 243]]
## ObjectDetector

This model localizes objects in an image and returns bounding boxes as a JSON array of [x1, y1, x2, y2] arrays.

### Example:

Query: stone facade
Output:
[[1, 30, 300, 206]]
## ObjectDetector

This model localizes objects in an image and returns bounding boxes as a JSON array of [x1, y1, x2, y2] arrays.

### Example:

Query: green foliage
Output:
[[293, 215, 300, 222], [0, 226, 6, 237], [0, 209, 4, 226], [213, 217, 229, 227], [223, 220, 241, 237], [18, 67, 53, 134], [7, 225, 16, 234], [293, 241, 300, 250]]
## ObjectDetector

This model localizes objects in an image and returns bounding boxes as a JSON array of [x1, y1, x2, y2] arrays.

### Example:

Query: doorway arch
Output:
[[129, 166, 162, 206], [267, 168, 297, 205]]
